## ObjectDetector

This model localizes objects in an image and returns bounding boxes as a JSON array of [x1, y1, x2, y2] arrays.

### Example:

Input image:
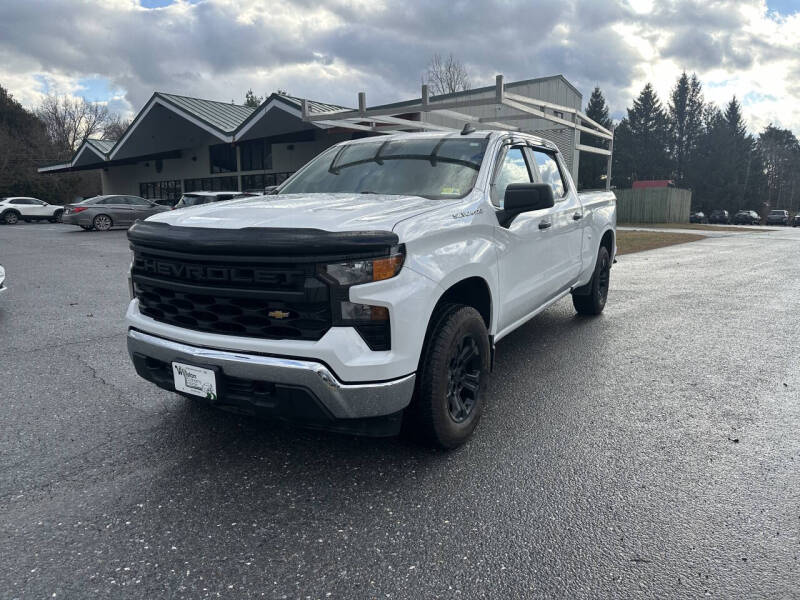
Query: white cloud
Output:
[[0, 0, 798, 135]]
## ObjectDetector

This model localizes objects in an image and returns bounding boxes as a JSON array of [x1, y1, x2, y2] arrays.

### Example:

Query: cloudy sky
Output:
[[1, 0, 798, 135]]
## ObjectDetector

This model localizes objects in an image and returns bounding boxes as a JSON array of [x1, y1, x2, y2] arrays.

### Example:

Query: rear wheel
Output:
[[572, 246, 611, 316], [410, 305, 490, 449], [93, 214, 113, 231], [2, 211, 19, 225], [50, 210, 64, 223]]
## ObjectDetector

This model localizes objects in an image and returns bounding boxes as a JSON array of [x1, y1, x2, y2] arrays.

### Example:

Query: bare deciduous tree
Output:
[[36, 95, 111, 158], [424, 53, 471, 96], [103, 113, 131, 141]]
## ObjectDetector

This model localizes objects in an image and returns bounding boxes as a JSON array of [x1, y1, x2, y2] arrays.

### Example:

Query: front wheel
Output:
[[410, 305, 490, 449], [2, 211, 19, 225], [572, 246, 611, 316]]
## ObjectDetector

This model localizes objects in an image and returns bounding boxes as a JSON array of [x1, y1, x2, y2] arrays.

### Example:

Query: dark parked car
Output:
[[766, 209, 790, 226], [62, 195, 170, 231], [793, 213, 800, 227], [709, 209, 730, 224], [733, 210, 761, 225], [689, 211, 708, 224]]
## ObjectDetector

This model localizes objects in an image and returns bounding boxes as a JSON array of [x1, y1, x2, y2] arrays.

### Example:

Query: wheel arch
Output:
[[600, 228, 615, 259], [430, 276, 492, 332]]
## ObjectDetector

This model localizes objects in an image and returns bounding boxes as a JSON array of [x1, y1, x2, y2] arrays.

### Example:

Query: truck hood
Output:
[[147, 193, 453, 232]]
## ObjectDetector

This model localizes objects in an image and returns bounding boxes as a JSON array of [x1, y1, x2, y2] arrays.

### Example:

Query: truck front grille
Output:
[[131, 251, 332, 341]]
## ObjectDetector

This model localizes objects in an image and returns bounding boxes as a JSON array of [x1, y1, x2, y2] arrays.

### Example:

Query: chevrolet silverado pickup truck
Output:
[[126, 131, 616, 448]]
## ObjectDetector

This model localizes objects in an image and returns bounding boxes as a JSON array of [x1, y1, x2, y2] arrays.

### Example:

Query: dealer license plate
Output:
[[172, 362, 217, 401]]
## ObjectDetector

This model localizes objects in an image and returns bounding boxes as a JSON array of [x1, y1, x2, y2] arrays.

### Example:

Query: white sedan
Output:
[[0, 264, 6, 297], [0, 197, 64, 224]]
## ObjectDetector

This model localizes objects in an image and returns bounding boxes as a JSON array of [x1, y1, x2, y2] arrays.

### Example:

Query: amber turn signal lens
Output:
[[372, 255, 403, 282]]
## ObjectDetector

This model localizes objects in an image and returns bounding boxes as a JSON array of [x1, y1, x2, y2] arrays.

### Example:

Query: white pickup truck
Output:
[[126, 131, 616, 447]]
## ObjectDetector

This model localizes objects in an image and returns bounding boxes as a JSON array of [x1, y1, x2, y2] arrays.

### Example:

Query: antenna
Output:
[[461, 123, 476, 135]]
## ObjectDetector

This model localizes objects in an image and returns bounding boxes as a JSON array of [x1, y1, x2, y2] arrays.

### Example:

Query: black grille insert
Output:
[[132, 251, 332, 341]]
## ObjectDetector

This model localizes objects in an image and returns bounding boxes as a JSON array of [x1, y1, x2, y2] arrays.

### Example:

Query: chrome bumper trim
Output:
[[127, 329, 415, 419]]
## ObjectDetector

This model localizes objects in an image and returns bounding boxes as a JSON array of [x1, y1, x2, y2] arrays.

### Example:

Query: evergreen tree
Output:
[[578, 87, 612, 190], [244, 89, 263, 108], [689, 99, 767, 212], [758, 125, 800, 212], [723, 97, 766, 211], [612, 83, 671, 187], [669, 72, 704, 185]]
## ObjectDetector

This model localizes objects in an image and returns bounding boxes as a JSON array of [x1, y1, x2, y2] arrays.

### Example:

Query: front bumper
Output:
[[127, 328, 416, 432]]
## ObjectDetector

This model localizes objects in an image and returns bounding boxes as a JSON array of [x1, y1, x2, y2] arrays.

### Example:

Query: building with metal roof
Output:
[[38, 75, 593, 203]]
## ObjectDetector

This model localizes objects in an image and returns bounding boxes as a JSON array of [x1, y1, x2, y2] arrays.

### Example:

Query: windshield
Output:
[[279, 137, 489, 200], [769, 210, 785, 215]]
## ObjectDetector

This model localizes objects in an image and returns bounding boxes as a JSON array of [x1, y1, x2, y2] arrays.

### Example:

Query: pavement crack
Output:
[[71, 351, 151, 416]]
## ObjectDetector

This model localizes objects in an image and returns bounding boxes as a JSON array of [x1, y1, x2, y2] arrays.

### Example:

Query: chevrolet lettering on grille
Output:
[[135, 256, 285, 285]]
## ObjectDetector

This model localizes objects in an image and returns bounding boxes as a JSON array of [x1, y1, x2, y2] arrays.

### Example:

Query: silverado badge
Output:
[[268, 310, 291, 319]]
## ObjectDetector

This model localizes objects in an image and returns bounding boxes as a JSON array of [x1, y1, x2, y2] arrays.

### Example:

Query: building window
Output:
[[139, 180, 181, 203], [209, 143, 237, 173], [240, 139, 273, 171], [183, 176, 239, 193], [241, 172, 294, 191]]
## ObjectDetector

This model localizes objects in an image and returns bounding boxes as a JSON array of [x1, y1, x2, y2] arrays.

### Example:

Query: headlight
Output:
[[322, 247, 404, 286]]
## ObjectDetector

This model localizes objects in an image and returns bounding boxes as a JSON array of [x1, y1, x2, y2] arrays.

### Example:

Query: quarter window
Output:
[[491, 147, 531, 207], [531, 150, 567, 198]]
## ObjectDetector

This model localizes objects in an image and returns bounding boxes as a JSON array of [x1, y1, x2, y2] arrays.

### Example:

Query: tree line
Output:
[[580, 73, 800, 215], [0, 83, 130, 203]]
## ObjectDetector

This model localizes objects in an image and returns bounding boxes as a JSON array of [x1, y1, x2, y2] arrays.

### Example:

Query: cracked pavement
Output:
[[1, 222, 799, 599]]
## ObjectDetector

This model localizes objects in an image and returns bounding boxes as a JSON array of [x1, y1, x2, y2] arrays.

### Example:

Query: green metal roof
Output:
[[276, 94, 350, 114], [85, 139, 115, 155], [157, 92, 256, 133]]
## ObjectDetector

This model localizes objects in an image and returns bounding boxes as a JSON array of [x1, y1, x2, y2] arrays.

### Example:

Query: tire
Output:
[[50, 210, 64, 223], [2, 211, 19, 225], [572, 245, 611, 316], [410, 305, 490, 449], [93, 214, 113, 231]]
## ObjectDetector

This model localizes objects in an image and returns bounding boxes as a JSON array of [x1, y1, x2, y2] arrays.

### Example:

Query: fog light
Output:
[[340, 301, 389, 321]]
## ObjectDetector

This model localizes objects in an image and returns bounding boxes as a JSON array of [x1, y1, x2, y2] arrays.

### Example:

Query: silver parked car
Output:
[[62, 195, 170, 231], [0, 264, 6, 298]]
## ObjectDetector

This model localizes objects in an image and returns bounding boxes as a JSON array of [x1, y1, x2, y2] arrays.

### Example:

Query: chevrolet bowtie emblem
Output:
[[268, 310, 291, 319]]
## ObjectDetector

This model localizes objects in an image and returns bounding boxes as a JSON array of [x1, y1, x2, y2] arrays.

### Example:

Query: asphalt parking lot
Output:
[[1, 222, 799, 599]]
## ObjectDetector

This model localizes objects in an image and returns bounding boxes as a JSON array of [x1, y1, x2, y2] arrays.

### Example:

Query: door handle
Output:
[[538, 220, 552, 230], [573, 212, 583, 221]]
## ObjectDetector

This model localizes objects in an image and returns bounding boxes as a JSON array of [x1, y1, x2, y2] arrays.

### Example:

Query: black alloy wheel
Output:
[[446, 335, 482, 423]]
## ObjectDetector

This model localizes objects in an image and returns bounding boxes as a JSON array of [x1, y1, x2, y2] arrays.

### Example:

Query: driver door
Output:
[[493, 145, 560, 332]]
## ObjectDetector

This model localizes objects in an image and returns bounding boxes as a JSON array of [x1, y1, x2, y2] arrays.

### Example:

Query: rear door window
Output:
[[531, 150, 567, 199]]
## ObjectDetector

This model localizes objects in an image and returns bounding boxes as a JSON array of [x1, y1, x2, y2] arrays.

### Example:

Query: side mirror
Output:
[[497, 183, 554, 227]]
